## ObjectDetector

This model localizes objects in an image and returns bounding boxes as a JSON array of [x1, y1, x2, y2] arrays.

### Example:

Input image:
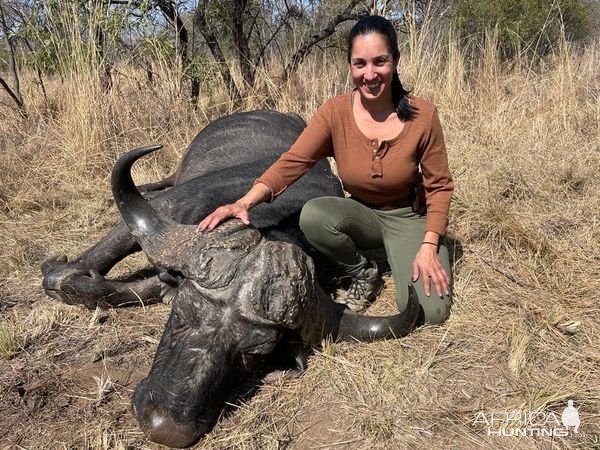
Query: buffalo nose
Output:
[[138, 401, 200, 448]]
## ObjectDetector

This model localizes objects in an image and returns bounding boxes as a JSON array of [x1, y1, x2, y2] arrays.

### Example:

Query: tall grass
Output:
[[1, 16, 599, 448]]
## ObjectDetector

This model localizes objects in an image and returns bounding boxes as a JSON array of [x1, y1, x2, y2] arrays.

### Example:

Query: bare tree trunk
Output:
[[95, 26, 113, 92], [194, 0, 242, 104], [230, 0, 254, 89], [0, 2, 27, 118], [23, 38, 49, 107], [252, 11, 289, 71], [282, 0, 364, 82], [155, 0, 200, 103]]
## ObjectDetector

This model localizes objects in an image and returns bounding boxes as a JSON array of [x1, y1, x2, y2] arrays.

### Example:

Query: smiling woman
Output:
[[349, 33, 407, 142], [350, 34, 396, 102], [199, 15, 454, 325]]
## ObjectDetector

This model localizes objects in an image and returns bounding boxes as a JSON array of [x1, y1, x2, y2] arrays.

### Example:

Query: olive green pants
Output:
[[299, 196, 452, 324]]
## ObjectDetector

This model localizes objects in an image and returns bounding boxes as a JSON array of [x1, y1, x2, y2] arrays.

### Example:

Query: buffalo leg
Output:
[[41, 221, 162, 309]]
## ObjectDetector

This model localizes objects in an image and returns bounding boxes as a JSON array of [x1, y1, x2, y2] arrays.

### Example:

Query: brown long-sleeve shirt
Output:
[[256, 90, 454, 236]]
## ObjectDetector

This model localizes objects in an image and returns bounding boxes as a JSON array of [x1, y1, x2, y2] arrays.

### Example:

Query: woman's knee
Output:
[[299, 197, 342, 237], [390, 243, 453, 325], [395, 283, 452, 325], [421, 294, 452, 325]]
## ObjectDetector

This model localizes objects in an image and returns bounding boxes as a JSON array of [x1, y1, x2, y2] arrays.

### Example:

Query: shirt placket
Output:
[[370, 140, 390, 178]]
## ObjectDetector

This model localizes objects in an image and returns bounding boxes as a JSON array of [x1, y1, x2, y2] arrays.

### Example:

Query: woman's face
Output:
[[349, 32, 397, 105]]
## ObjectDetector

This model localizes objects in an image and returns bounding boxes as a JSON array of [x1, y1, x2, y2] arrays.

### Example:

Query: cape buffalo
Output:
[[41, 110, 341, 308], [113, 145, 419, 447], [42, 110, 419, 447]]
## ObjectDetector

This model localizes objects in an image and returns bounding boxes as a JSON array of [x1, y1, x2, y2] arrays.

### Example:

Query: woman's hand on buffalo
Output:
[[411, 244, 450, 298], [196, 201, 250, 232], [196, 183, 270, 232]]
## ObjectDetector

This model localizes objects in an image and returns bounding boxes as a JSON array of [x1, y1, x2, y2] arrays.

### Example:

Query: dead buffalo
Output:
[[41, 110, 419, 447], [112, 145, 419, 447], [41, 110, 342, 308]]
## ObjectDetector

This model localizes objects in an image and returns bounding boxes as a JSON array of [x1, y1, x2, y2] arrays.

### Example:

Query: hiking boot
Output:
[[334, 261, 383, 312]]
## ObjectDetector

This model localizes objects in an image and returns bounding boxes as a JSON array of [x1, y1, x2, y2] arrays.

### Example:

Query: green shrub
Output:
[[452, 0, 593, 58]]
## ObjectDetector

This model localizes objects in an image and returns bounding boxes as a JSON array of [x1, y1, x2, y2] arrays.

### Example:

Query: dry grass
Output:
[[1, 23, 599, 449]]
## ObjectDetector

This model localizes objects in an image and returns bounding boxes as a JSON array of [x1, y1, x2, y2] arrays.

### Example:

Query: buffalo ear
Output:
[[158, 269, 183, 286], [158, 269, 184, 304]]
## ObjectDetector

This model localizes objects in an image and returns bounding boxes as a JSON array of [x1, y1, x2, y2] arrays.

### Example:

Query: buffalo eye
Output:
[[169, 309, 190, 343], [241, 353, 266, 371]]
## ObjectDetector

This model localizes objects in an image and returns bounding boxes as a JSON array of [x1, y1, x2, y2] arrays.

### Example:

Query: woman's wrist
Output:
[[422, 231, 440, 246], [236, 183, 271, 210]]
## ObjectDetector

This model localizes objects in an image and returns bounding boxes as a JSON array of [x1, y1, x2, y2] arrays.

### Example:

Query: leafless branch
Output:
[[282, 0, 364, 81], [476, 254, 532, 288], [0, 1, 26, 118], [0, 75, 27, 119]]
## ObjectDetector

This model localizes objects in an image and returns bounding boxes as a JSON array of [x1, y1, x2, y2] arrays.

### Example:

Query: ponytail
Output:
[[392, 71, 416, 121]]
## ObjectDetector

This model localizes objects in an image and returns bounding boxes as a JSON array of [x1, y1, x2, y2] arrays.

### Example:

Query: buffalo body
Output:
[[42, 110, 419, 448]]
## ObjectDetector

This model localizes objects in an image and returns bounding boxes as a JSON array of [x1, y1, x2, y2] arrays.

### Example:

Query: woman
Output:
[[197, 15, 453, 324]]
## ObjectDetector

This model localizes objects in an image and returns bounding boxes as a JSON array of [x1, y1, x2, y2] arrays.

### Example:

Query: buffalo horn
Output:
[[111, 145, 179, 254], [321, 284, 420, 341]]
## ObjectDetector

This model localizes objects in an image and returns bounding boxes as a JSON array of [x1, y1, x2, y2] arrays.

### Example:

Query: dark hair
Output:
[[347, 15, 417, 121]]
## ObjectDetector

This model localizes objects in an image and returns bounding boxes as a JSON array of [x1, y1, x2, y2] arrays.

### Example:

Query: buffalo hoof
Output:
[[41, 254, 70, 276], [42, 264, 108, 308], [41, 256, 162, 309], [42, 255, 94, 305]]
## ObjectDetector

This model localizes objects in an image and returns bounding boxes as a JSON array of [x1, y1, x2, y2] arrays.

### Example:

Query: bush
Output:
[[451, 0, 594, 58]]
